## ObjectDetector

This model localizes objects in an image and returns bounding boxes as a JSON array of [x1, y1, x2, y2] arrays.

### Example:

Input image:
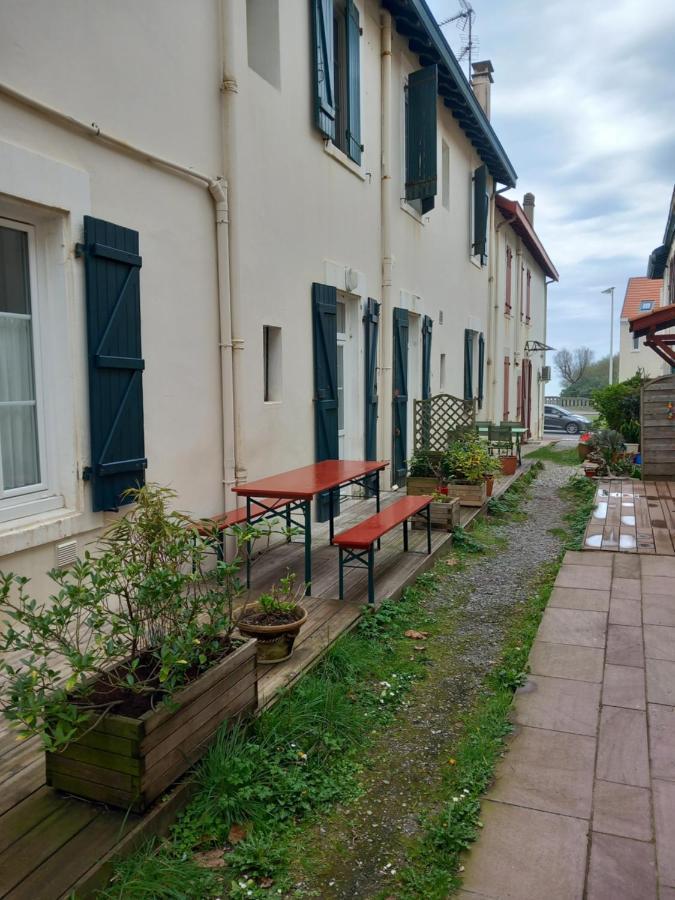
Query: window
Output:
[[263, 326, 282, 401], [505, 246, 512, 313], [471, 164, 488, 264], [404, 66, 438, 215], [439, 352, 446, 390], [246, 0, 280, 88], [441, 140, 450, 210], [0, 220, 45, 502], [640, 300, 654, 311], [633, 334, 640, 351], [526, 269, 531, 323], [311, 0, 361, 164]]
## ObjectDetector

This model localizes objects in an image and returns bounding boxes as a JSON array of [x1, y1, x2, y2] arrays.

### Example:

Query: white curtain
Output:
[[0, 314, 40, 490]]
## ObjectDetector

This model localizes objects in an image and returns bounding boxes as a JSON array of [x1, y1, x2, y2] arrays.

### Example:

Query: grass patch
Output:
[[392, 561, 559, 899], [558, 474, 597, 549], [99, 465, 549, 900], [524, 443, 581, 466]]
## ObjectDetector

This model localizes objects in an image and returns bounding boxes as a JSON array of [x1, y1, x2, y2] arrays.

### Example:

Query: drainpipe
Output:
[[486, 187, 497, 422], [0, 79, 236, 517], [379, 10, 394, 486], [209, 179, 238, 512], [492, 211, 517, 422], [219, 0, 247, 489]]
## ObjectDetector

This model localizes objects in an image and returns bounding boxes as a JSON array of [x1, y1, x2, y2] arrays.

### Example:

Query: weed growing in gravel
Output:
[[394, 560, 560, 899]]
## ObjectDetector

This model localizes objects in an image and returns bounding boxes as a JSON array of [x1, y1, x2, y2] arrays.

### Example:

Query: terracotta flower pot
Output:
[[578, 443, 591, 461], [500, 455, 518, 476], [484, 475, 495, 497], [238, 604, 308, 664]]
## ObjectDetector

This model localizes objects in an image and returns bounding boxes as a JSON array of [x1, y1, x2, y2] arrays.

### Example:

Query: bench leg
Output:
[[368, 544, 375, 605], [403, 518, 409, 552], [375, 472, 381, 549], [426, 504, 432, 555], [285, 504, 291, 542], [329, 488, 335, 545], [338, 547, 344, 601]]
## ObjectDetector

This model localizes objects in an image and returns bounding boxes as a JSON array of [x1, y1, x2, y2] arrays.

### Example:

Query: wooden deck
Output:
[[583, 478, 675, 554], [0, 471, 525, 898]]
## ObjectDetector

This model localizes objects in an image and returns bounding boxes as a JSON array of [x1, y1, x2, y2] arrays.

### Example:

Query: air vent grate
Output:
[[56, 540, 77, 569]]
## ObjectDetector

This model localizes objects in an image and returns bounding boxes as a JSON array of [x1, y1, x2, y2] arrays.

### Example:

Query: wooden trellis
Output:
[[413, 393, 476, 455]]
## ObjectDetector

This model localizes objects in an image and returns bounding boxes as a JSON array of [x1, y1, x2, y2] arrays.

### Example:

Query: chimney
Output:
[[471, 60, 494, 119], [523, 192, 535, 225]]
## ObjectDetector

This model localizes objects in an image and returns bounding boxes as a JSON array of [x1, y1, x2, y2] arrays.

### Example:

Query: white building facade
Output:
[[0, 0, 554, 593]]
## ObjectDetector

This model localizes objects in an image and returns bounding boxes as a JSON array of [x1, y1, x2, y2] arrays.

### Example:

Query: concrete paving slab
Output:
[[513, 675, 600, 736], [549, 586, 610, 612], [537, 607, 606, 648], [586, 832, 656, 900], [596, 706, 650, 787], [528, 641, 604, 683], [592, 780, 652, 841]]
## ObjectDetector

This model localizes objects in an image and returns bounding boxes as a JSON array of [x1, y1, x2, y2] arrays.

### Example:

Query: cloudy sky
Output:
[[429, 0, 675, 392]]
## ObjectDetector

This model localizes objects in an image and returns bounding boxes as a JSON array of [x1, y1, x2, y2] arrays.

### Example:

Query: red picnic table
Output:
[[232, 459, 389, 594]]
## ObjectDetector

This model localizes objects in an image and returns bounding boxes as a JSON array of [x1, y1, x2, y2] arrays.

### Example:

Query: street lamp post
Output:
[[601, 287, 615, 384]]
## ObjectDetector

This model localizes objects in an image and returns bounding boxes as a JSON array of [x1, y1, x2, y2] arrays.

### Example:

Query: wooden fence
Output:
[[641, 373, 675, 480]]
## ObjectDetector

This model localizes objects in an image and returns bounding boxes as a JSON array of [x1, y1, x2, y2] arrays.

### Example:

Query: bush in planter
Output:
[[442, 433, 493, 485], [0, 484, 278, 754], [592, 372, 643, 437]]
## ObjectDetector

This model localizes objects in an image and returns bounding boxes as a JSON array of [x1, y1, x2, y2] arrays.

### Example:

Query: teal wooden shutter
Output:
[[364, 298, 379, 494], [312, 282, 339, 520], [345, 0, 361, 164], [405, 65, 438, 214], [464, 329, 473, 401], [81, 216, 146, 512], [478, 332, 485, 409], [422, 315, 433, 400], [473, 164, 489, 261], [392, 307, 409, 486], [311, 0, 335, 141]]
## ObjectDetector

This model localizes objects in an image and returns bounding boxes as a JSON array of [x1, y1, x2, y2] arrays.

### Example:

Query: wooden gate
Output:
[[641, 373, 675, 480]]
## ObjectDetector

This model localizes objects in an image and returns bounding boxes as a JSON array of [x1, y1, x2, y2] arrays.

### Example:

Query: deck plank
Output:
[[584, 478, 673, 556]]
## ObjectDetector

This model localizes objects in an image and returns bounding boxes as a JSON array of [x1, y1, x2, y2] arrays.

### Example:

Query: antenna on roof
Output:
[[438, 0, 477, 77]]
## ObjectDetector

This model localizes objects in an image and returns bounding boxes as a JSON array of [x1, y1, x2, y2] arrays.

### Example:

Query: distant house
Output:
[[618, 277, 665, 380], [493, 193, 559, 440]]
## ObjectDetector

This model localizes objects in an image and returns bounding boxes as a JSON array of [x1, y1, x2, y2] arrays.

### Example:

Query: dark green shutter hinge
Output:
[[75, 243, 85, 258], [82, 466, 93, 481]]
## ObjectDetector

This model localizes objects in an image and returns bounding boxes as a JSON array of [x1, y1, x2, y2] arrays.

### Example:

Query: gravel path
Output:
[[292, 462, 574, 899]]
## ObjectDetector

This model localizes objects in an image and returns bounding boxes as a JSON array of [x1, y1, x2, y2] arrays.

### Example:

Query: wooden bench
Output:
[[333, 495, 433, 605], [195, 497, 294, 557]]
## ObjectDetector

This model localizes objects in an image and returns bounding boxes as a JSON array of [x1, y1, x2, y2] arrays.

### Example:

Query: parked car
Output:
[[544, 404, 592, 435]]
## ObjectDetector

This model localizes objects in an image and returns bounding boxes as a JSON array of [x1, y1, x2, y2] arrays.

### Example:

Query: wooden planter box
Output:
[[449, 481, 487, 507], [406, 476, 439, 496], [46, 639, 257, 812], [413, 497, 461, 532]]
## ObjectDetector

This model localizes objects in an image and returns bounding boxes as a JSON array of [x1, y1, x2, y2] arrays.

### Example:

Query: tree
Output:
[[561, 353, 619, 397], [554, 347, 593, 388]]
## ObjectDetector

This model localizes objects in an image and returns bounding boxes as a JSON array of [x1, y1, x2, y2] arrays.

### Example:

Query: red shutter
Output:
[[526, 269, 531, 323], [503, 355, 510, 420], [516, 373, 522, 421], [505, 247, 512, 313], [520, 263, 525, 321]]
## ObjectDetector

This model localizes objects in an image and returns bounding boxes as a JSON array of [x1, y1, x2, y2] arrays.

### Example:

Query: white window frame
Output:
[[0, 217, 61, 523]]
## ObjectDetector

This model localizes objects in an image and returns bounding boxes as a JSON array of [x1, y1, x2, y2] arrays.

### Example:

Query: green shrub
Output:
[[592, 373, 643, 439]]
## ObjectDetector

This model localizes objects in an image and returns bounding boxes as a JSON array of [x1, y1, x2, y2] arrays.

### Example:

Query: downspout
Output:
[[219, 0, 247, 488], [0, 79, 235, 516], [486, 186, 497, 422], [492, 212, 516, 422], [208, 179, 238, 512], [379, 11, 394, 485]]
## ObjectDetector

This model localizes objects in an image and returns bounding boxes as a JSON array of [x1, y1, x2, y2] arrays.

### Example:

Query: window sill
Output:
[[323, 141, 367, 181], [0, 505, 103, 559], [400, 199, 425, 225]]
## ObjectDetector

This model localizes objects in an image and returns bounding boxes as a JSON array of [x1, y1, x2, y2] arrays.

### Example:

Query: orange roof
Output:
[[620, 277, 663, 319]]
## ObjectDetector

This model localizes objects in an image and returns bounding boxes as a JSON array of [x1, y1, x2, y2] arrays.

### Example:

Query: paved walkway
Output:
[[460, 549, 675, 900]]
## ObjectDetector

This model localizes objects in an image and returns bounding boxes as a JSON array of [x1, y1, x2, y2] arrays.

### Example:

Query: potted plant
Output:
[[442, 434, 491, 507], [0, 485, 270, 812], [238, 571, 307, 664], [406, 450, 443, 496], [483, 455, 502, 497], [578, 431, 598, 461], [413, 490, 461, 532]]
